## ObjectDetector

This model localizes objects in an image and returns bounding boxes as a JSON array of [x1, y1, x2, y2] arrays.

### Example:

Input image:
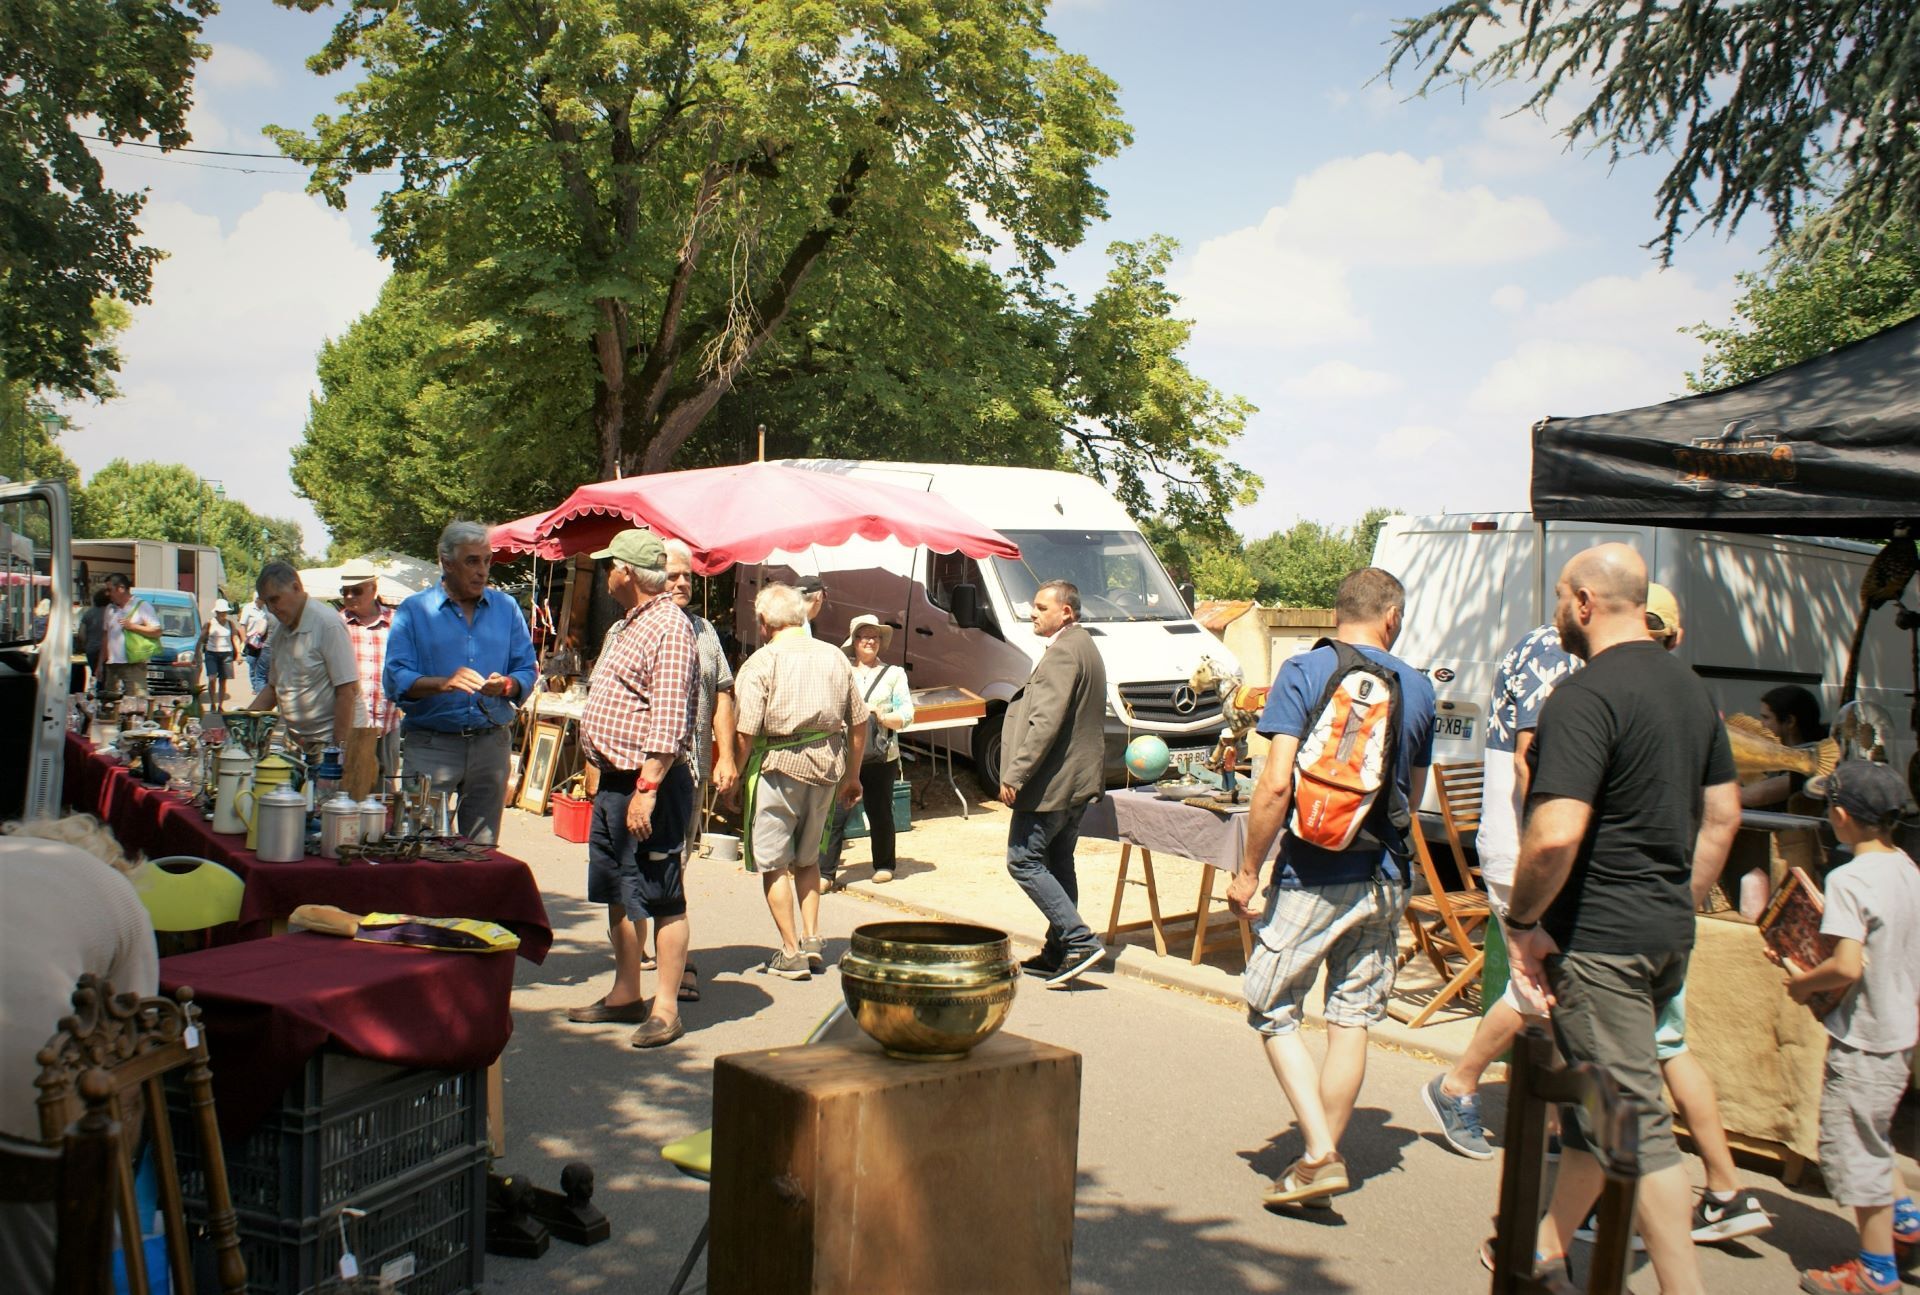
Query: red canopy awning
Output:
[[533, 462, 1019, 575], [489, 510, 562, 562]]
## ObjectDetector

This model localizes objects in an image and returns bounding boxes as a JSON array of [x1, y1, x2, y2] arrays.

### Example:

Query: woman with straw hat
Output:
[[822, 615, 915, 886]]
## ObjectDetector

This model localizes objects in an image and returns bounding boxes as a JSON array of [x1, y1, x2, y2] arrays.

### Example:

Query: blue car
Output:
[[133, 588, 205, 695]]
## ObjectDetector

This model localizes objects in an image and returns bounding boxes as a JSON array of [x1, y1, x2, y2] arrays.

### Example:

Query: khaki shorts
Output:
[[1820, 1040, 1912, 1207], [750, 769, 835, 874]]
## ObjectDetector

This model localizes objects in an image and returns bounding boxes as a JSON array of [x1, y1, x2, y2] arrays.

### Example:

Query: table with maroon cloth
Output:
[[159, 932, 517, 1138], [63, 732, 552, 961]]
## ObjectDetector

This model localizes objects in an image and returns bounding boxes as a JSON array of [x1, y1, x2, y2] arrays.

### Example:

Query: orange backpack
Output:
[[1288, 640, 1412, 866]]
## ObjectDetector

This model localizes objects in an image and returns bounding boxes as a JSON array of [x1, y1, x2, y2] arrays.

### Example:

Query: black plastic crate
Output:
[[194, 1147, 487, 1295], [170, 1054, 485, 1219]]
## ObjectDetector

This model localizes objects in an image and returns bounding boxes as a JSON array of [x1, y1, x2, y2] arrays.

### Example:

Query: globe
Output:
[[1124, 734, 1171, 783]]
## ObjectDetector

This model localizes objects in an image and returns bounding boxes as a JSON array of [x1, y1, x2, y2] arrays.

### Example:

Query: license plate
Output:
[[1169, 748, 1210, 775], [1433, 714, 1474, 742]]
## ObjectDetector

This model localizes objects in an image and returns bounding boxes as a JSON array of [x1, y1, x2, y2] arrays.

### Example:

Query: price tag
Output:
[[183, 1026, 200, 1050]]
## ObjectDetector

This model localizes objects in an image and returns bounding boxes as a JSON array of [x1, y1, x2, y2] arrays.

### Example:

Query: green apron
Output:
[[740, 730, 829, 873]]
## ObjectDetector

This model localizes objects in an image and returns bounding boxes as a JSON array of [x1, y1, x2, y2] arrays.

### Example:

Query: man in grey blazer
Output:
[[999, 580, 1109, 988]]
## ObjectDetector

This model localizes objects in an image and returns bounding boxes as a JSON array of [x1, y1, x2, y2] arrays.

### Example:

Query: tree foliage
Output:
[[0, 0, 212, 394], [1385, 1, 1920, 261], [1688, 220, 1920, 392], [1246, 508, 1394, 608], [271, 0, 1133, 483], [79, 460, 309, 596]]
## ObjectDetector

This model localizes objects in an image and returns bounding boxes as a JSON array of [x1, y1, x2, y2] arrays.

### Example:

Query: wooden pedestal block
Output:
[[708, 1030, 1081, 1295]]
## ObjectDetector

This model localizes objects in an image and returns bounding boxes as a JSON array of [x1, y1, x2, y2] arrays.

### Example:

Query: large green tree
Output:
[[1247, 508, 1394, 608], [1688, 221, 1920, 391], [80, 460, 308, 596], [1, 0, 213, 395], [1386, 1, 1920, 260], [272, 0, 1132, 482]]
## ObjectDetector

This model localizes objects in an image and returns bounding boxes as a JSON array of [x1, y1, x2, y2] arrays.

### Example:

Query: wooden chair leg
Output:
[[1104, 844, 1132, 947], [1404, 952, 1484, 1029]]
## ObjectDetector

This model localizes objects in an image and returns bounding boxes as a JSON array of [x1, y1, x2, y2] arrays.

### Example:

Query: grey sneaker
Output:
[[768, 950, 812, 980], [1422, 1074, 1493, 1160], [800, 935, 826, 973]]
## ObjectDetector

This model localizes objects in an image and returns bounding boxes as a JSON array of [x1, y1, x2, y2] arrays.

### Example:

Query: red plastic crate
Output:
[[550, 792, 590, 843]]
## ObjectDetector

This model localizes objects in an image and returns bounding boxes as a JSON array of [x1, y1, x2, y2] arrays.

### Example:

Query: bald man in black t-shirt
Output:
[[1502, 543, 1740, 1294]]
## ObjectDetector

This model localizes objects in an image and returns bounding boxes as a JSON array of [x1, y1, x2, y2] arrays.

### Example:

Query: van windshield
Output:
[[150, 603, 199, 639], [991, 530, 1187, 622]]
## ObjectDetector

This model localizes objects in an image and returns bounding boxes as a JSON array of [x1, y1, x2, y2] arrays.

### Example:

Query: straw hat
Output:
[[337, 558, 381, 585], [213, 598, 233, 613], [842, 614, 895, 651]]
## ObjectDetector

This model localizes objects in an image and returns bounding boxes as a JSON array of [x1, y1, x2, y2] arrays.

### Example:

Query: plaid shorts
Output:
[[1243, 878, 1408, 1035]]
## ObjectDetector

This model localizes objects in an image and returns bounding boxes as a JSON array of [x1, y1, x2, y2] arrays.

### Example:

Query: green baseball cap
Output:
[[590, 528, 667, 569]]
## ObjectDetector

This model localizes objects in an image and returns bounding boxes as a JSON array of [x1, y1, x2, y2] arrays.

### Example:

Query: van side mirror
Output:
[[1178, 581, 1196, 612], [949, 583, 981, 630]]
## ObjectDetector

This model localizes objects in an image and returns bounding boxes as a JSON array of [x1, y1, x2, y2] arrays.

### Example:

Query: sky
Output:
[[64, 1, 1773, 551]]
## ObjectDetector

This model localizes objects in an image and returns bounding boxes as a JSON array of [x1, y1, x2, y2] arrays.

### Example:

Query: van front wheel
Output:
[[970, 713, 1004, 793]]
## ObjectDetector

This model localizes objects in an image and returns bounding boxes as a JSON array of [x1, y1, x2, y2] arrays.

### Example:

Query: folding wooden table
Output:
[[1081, 789, 1260, 966]]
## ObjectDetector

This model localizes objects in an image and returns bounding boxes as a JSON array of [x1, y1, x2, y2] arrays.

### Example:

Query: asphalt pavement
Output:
[[480, 801, 1886, 1294]]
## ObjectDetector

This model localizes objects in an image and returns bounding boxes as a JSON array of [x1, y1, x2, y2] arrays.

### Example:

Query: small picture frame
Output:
[[516, 720, 566, 814]]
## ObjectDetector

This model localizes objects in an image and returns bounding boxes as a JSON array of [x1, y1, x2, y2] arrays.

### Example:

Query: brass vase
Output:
[[839, 921, 1019, 1061]]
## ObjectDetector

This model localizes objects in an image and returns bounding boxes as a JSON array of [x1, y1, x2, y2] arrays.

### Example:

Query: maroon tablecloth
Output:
[[65, 733, 552, 962], [159, 932, 517, 1138]]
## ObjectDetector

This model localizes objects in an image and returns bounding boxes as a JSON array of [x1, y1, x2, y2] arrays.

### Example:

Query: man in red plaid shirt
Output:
[[570, 529, 700, 1049], [338, 560, 399, 775]]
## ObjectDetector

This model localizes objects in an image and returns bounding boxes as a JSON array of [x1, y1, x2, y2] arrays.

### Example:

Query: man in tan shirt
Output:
[[732, 583, 867, 979]]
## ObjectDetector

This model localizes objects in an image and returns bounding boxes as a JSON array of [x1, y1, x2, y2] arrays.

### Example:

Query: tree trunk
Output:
[[591, 297, 630, 478]]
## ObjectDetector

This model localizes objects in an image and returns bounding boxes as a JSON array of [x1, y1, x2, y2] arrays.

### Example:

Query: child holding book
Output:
[[1780, 761, 1920, 1295]]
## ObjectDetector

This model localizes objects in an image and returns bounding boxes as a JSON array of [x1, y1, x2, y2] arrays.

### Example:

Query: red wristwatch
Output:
[[633, 777, 661, 793]]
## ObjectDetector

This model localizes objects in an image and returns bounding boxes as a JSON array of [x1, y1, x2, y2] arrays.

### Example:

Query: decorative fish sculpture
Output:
[[1725, 713, 1841, 780]]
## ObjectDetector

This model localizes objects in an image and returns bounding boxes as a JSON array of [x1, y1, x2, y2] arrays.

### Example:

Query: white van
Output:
[[1373, 511, 1916, 826], [734, 460, 1244, 784]]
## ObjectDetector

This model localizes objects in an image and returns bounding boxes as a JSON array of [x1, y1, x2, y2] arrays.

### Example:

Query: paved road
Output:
[[480, 809, 1878, 1293]]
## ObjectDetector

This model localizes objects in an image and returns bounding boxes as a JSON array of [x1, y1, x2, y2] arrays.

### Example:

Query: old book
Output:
[[1759, 866, 1843, 1018]]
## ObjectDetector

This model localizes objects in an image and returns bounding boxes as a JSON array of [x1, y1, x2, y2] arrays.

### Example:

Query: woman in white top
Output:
[[197, 599, 238, 711], [821, 615, 915, 885]]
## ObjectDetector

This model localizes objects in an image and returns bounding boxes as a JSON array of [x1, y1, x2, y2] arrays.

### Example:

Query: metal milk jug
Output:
[[359, 797, 387, 845], [212, 745, 254, 835], [243, 752, 300, 849], [320, 793, 363, 859], [253, 786, 309, 863]]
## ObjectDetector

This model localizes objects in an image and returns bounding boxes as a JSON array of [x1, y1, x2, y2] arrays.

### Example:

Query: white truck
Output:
[[72, 538, 226, 619], [1373, 511, 1917, 825], [733, 460, 1244, 784], [0, 480, 74, 822]]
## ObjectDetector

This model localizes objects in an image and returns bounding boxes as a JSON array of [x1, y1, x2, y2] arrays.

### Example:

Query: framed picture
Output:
[[516, 720, 566, 814]]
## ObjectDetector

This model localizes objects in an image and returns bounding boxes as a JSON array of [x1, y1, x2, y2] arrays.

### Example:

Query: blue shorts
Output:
[[587, 764, 694, 919], [1654, 983, 1688, 1061]]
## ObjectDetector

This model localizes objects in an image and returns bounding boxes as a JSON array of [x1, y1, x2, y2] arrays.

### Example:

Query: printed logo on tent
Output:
[[1674, 420, 1797, 489]]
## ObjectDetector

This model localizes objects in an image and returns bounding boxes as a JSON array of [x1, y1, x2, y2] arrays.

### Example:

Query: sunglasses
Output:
[[341, 583, 375, 597]]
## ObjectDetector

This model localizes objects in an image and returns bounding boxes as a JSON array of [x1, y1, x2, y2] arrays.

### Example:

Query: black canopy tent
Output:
[[1530, 313, 1920, 540]]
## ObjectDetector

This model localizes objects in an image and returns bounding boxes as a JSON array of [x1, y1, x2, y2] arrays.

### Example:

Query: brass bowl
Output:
[[839, 921, 1019, 1061]]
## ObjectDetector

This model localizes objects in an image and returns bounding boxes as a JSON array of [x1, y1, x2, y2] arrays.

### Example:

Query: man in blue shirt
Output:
[[385, 520, 538, 844], [1226, 567, 1436, 1209]]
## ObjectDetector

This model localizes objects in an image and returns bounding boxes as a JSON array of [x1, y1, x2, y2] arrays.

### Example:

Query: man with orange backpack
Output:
[[1227, 567, 1436, 1210]]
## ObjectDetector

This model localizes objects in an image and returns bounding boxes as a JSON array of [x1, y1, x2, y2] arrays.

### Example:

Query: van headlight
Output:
[[174, 650, 194, 664]]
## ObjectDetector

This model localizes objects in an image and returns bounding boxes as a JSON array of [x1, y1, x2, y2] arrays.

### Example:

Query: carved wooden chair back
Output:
[[1490, 1027, 1641, 1294], [34, 973, 247, 1295], [0, 1067, 120, 1295]]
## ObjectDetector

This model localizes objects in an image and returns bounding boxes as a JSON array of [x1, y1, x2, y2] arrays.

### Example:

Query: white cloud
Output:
[[1375, 423, 1460, 458], [1468, 267, 1733, 421], [58, 192, 388, 549], [198, 44, 278, 93], [1461, 105, 1573, 178], [1273, 153, 1563, 267], [1169, 152, 1562, 349], [1490, 284, 1527, 313], [1281, 359, 1403, 401]]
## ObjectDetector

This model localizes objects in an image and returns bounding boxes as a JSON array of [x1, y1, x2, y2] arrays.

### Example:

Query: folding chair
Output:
[[1432, 761, 1486, 887], [1393, 798, 1491, 1027], [35, 974, 247, 1295], [0, 1068, 120, 1295], [1489, 1026, 1640, 1295], [660, 1002, 860, 1295]]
